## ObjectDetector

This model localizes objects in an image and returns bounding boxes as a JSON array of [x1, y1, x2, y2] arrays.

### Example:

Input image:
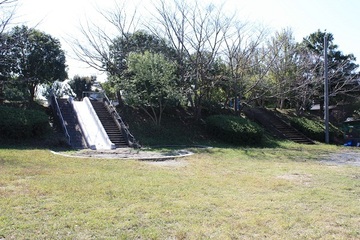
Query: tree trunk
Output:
[[0, 81, 4, 104], [234, 94, 238, 113], [29, 83, 36, 103], [187, 92, 194, 108], [234, 82, 240, 113], [193, 94, 202, 121], [116, 90, 125, 109], [279, 98, 285, 109], [319, 100, 324, 118]]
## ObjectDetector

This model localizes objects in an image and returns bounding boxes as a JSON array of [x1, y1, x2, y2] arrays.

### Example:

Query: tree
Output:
[[71, 1, 140, 74], [107, 31, 177, 106], [108, 31, 176, 74], [301, 30, 359, 112], [41, 80, 75, 99], [68, 75, 95, 100], [73, 0, 262, 119], [263, 28, 299, 109], [0, 0, 17, 34], [100, 80, 117, 101], [6, 25, 67, 102], [0, 0, 18, 103], [0, 32, 11, 103], [221, 22, 269, 111], [121, 51, 180, 126], [152, 0, 231, 120]]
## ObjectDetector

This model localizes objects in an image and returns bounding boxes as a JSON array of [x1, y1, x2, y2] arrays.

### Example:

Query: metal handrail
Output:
[[51, 94, 71, 146], [103, 93, 140, 148]]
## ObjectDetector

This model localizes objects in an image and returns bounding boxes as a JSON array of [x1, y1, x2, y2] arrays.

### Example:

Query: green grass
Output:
[[1, 143, 359, 239]]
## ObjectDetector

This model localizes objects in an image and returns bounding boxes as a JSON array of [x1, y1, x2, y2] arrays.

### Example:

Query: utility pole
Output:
[[324, 34, 329, 144]]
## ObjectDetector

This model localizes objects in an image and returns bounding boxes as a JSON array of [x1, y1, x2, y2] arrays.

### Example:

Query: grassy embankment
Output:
[[0, 142, 359, 239]]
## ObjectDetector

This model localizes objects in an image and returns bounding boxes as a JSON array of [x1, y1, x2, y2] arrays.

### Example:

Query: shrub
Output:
[[289, 116, 342, 143], [0, 106, 50, 139], [206, 115, 263, 145]]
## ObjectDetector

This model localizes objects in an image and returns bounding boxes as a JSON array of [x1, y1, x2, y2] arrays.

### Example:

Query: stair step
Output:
[[56, 98, 87, 149], [245, 108, 314, 145], [90, 100, 129, 148]]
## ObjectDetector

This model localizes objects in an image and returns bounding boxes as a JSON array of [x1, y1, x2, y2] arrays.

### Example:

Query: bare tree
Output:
[[70, 1, 140, 73], [296, 31, 360, 114], [0, 0, 17, 34], [69, 0, 140, 106], [70, 0, 359, 122], [151, 0, 232, 119], [260, 28, 300, 109], [251, 29, 324, 111], [221, 21, 270, 111], [259, 29, 360, 114]]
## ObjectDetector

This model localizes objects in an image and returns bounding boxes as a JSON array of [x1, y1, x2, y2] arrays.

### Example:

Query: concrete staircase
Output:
[[57, 99, 87, 149], [90, 100, 128, 148], [245, 107, 315, 144]]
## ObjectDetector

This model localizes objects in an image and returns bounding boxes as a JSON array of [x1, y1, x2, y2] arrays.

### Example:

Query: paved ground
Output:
[[53, 147, 194, 161], [53, 147, 360, 167]]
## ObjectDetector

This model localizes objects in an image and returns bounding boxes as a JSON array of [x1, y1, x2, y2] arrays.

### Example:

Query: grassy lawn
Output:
[[0, 143, 359, 239]]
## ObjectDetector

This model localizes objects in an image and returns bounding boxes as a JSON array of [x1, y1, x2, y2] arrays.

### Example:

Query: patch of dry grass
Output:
[[0, 144, 359, 239]]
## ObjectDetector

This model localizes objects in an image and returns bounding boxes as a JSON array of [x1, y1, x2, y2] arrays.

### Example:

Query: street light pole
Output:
[[324, 34, 329, 144]]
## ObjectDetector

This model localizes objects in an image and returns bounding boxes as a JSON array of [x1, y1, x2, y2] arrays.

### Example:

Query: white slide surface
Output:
[[71, 97, 115, 150]]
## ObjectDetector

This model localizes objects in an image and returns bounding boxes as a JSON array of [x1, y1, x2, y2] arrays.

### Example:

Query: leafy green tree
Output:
[[121, 51, 180, 126], [1, 29, 30, 103], [108, 31, 176, 74], [108, 31, 177, 107], [68, 75, 94, 100], [3, 80, 28, 101], [184, 52, 229, 112], [0, 32, 11, 103], [100, 80, 117, 100], [6, 25, 67, 102]]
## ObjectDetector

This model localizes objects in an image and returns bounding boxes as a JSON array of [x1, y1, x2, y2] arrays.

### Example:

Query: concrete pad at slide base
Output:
[[51, 148, 194, 161]]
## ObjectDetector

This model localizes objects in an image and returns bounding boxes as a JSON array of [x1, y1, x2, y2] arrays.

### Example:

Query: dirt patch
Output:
[[145, 159, 188, 167], [277, 173, 313, 185], [319, 150, 360, 167]]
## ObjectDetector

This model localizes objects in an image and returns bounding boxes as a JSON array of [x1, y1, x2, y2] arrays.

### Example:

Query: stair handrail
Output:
[[102, 92, 140, 148], [86, 91, 139, 148], [51, 94, 71, 146], [81, 91, 140, 148]]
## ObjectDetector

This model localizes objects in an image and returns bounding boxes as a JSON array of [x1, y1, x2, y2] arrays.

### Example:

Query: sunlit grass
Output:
[[0, 144, 359, 239]]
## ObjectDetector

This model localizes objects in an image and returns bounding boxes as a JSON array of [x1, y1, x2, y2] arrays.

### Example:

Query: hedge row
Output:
[[0, 106, 50, 139], [206, 115, 263, 145]]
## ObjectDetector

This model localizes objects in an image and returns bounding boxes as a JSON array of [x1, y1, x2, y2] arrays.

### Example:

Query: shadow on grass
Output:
[[0, 132, 72, 151], [141, 133, 284, 151], [0, 135, 284, 155]]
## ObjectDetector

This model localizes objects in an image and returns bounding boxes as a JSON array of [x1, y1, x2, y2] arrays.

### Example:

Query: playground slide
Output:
[[70, 97, 115, 150]]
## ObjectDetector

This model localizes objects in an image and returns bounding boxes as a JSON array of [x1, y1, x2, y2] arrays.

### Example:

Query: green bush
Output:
[[0, 106, 50, 139], [289, 116, 342, 143], [206, 115, 263, 145]]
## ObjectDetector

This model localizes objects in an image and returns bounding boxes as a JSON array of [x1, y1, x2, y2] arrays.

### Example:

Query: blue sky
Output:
[[15, 0, 360, 80]]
